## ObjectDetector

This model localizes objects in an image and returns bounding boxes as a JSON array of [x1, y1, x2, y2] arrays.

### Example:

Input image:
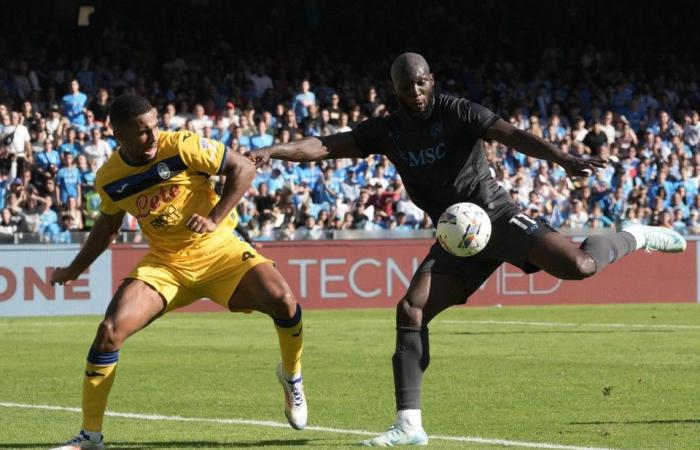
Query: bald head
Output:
[[391, 53, 431, 86], [390, 53, 435, 120]]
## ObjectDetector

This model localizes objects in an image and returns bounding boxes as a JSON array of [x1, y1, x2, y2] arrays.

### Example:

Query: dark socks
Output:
[[392, 326, 430, 410], [580, 231, 637, 273]]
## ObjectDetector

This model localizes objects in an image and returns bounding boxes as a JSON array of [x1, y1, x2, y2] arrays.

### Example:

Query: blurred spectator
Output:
[[2, 112, 32, 172], [583, 121, 608, 157], [83, 128, 112, 167], [0, 208, 18, 242], [61, 80, 88, 128], [250, 120, 274, 149], [89, 88, 111, 125], [292, 80, 316, 121], [56, 152, 81, 206]]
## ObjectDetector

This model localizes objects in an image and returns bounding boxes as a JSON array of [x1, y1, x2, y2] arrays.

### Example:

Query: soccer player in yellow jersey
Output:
[[50, 95, 307, 450]]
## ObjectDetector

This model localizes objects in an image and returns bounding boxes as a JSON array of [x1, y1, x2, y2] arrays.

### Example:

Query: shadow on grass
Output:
[[440, 329, 678, 336], [0, 439, 318, 449], [570, 419, 700, 425]]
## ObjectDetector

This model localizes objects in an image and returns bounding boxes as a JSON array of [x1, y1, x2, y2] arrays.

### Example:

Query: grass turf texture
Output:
[[1, 304, 698, 449]]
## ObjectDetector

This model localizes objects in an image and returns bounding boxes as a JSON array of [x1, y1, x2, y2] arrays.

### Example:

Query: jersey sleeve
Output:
[[96, 176, 122, 216], [176, 131, 228, 175], [350, 118, 389, 157], [456, 99, 501, 139]]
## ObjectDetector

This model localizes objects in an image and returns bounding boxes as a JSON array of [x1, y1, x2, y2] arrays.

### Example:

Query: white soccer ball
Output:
[[436, 202, 492, 257]]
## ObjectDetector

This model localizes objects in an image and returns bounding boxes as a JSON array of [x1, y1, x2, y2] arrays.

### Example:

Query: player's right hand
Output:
[[244, 148, 271, 167], [561, 154, 606, 177], [51, 267, 79, 286]]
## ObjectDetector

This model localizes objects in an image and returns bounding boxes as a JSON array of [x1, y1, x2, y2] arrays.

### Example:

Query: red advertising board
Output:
[[110, 239, 697, 311]]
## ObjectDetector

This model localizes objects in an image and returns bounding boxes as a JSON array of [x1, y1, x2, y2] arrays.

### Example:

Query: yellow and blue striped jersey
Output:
[[96, 131, 237, 255]]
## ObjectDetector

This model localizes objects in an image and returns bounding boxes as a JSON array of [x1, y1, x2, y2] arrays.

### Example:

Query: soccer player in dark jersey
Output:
[[247, 53, 686, 446]]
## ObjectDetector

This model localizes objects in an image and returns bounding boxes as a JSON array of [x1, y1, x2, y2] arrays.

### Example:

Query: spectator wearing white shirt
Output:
[[2, 112, 32, 171], [247, 64, 274, 98], [82, 128, 112, 168], [189, 104, 213, 135], [601, 110, 616, 145], [684, 110, 700, 150]]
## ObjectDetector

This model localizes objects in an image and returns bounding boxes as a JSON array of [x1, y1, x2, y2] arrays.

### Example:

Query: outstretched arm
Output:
[[246, 132, 365, 166], [485, 118, 605, 176]]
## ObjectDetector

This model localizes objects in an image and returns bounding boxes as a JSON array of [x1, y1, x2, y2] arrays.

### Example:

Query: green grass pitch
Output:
[[1, 304, 699, 449]]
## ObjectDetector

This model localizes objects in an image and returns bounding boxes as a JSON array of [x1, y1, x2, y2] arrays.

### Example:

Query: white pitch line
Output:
[[0, 401, 615, 450], [439, 320, 700, 330]]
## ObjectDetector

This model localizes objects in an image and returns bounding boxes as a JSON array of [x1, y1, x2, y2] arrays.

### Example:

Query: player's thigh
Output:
[[127, 254, 200, 313], [421, 261, 500, 325], [401, 246, 499, 326], [192, 238, 283, 315], [527, 231, 591, 279], [97, 278, 167, 347], [227, 262, 296, 318]]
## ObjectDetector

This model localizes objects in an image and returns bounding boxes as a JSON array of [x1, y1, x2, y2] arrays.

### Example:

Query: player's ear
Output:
[[429, 73, 435, 85]]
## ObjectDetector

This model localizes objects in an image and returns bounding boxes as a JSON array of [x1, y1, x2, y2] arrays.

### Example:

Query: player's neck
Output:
[[119, 146, 148, 167]]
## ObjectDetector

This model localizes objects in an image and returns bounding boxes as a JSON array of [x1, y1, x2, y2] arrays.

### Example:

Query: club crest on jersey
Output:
[[157, 162, 171, 179], [431, 122, 443, 137]]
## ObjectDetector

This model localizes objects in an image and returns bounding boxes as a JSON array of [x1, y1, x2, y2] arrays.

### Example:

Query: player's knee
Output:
[[572, 255, 596, 280], [396, 298, 423, 328], [94, 320, 124, 352], [267, 288, 297, 319]]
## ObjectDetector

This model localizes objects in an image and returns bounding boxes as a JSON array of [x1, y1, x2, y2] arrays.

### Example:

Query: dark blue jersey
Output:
[[351, 94, 514, 224]]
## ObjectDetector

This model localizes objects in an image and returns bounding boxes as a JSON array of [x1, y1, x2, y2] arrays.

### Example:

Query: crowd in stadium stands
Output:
[[0, 1, 698, 242]]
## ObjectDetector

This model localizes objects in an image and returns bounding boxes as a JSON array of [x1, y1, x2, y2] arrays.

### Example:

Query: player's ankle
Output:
[[396, 409, 422, 428], [81, 429, 103, 442]]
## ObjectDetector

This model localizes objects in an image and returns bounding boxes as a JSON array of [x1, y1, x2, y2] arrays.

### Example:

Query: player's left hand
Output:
[[186, 213, 218, 233], [560, 155, 606, 177]]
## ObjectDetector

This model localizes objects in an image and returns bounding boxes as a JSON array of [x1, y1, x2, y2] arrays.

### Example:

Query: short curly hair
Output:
[[109, 94, 153, 128]]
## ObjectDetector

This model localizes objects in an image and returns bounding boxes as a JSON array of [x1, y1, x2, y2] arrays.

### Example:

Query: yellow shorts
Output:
[[126, 234, 271, 313]]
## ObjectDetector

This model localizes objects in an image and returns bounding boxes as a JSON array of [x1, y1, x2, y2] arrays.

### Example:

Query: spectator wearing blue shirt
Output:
[[212, 117, 231, 144], [36, 195, 60, 239], [51, 214, 77, 244], [61, 80, 89, 127], [232, 127, 251, 150], [280, 160, 301, 186], [314, 167, 341, 204], [250, 121, 274, 149], [267, 168, 285, 193], [0, 166, 16, 210], [81, 158, 99, 192], [670, 191, 690, 219], [292, 79, 316, 120], [56, 151, 81, 206], [34, 139, 61, 182], [297, 162, 321, 190], [58, 128, 82, 157]]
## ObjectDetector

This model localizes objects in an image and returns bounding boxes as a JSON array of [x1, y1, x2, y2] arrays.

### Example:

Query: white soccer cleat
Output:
[[50, 431, 105, 450], [623, 224, 687, 253], [276, 363, 307, 430], [361, 424, 429, 447]]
